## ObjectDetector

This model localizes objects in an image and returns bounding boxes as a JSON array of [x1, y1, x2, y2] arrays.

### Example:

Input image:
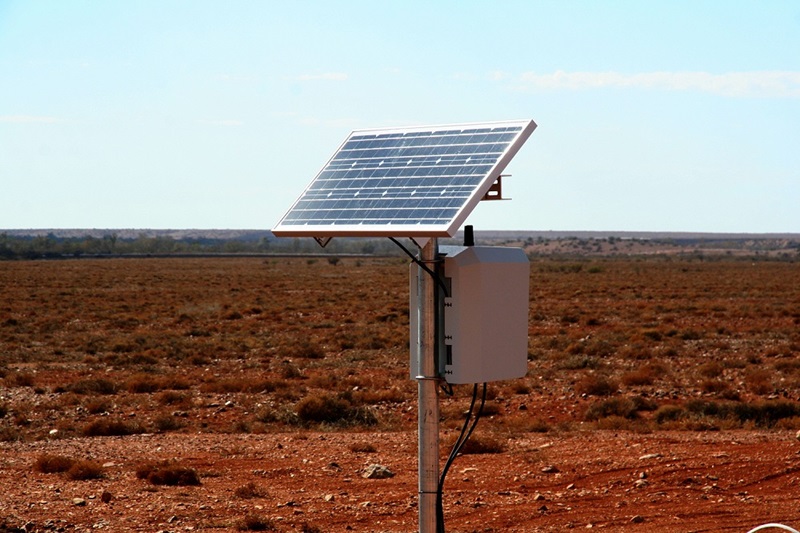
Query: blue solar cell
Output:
[[273, 120, 536, 237]]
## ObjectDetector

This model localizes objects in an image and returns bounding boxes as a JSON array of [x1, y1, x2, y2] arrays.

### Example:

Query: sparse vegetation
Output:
[[34, 454, 76, 474], [0, 255, 798, 442], [34, 454, 103, 480], [66, 459, 104, 480], [236, 514, 278, 531], [136, 461, 201, 486], [1, 249, 800, 531], [235, 482, 266, 499], [82, 418, 146, 437]]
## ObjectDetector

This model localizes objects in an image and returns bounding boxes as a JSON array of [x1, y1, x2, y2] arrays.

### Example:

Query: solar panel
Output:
[[272, 119, 536, 238]]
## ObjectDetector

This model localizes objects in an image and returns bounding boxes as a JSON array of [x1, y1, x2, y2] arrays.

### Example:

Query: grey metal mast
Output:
[[416, 238, 439, 533]]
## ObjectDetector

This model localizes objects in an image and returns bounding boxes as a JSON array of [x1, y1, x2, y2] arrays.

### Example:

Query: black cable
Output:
[[436, 383, 487, 533], [390, 236, 452, 398], [388, 237, 450, 297], [437, 385, 478, 532], [391, 236, 482, 532]]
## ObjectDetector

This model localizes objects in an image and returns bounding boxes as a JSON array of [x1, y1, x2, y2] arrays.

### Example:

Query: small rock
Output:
[[541, 465, 559, 474], [324, 494, 335, 502], [631, 515, 645, 524], [795, 429, 800, 441], [362, 464, 395, 479], [100, 491, 112, 503], [72, 498, 86, 506], [533, 493, 546, 501], [634, 479, 648, 488], [639, 453, 662, 460]]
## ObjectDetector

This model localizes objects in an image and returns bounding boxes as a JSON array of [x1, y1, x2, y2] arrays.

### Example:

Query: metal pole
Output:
[[417, 238, 439, 533]]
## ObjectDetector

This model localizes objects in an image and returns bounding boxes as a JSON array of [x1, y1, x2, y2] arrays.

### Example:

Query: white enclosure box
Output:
[[410, 246, 530, 384]]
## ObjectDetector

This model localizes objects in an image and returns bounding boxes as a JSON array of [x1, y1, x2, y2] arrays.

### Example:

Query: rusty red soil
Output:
[[3, 430, 800, 532]]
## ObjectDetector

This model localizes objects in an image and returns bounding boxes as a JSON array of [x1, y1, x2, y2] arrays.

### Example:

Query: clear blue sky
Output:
[[1, 1, 799, 233]]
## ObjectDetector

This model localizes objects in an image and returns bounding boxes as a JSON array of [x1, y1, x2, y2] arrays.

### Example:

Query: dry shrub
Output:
[[296, 394, 350, 424], [642, 330, 663, 341], [8, 371, 35, 387], [455, 433, 505, 455], [700, 379, 731, 395], [0, 426, 22, 442], [575, 374, 618, 396], [745, 367, 773, 395], [236, 514, 277, 531], [349, 442, 377, 453], [154, 414, 185, 432], [234, 482, 265, 499], [585, 397, 640, 421], [280, 363, 303, 380], [654, 404, 685, 425], [595, 415, 642, 431], [559, 355, 600, 371], [775, 359, 800, 374], [157, 390, 192, 408], [621, 367, 656, 387], [34, 454, 75, 474], [202, 377, 278, 394], [85, 398, 113, 414], [286, 340, 324, 359], [698, 361, 724, 378], [67, 460, 104, 481], [525, 418, 552, 433], [64, 378, 119, 395], [126, 374, 163, 393], [479, 402, 502, 417], [351, 387, 406, 405], [511, 381, 531, 394], [774, 416, 800, 430], [682, 399, 800, 428], [618, 344, 653, 361], [680, 330, 703, 341], [136, 461, 201, 486], [253, 405, 280, 424], [299, 523, 322, 533], [161, 375, 192, 390], [295, 393, 377, 427], [82, 418, 145, 437]]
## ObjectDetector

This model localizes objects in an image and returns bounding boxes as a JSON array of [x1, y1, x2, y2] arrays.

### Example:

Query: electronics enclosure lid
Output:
[[410, 245, 530, 384]]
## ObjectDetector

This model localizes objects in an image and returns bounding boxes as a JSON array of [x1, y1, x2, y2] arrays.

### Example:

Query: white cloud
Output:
[[297, 116, 361, 129], [513, 70, 800, 98], [0, 115, 60, 123], [195, 119, 244, 127], [294, 72, 348, 82]]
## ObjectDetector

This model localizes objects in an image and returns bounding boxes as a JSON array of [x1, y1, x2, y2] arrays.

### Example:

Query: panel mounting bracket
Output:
[[313, 236, 333, 248], [482, 174, 510, 201]]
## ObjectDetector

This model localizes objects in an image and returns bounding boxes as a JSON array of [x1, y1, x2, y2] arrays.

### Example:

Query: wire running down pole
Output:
[[416, 238, 440, 533]]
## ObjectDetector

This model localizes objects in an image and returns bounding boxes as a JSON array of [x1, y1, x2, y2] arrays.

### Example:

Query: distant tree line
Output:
[[0, 232, 404, 260]]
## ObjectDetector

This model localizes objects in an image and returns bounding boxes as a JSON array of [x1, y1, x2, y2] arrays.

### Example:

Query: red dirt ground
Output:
[[2, 257, 800, 532], [3, 430, 800, 532]]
